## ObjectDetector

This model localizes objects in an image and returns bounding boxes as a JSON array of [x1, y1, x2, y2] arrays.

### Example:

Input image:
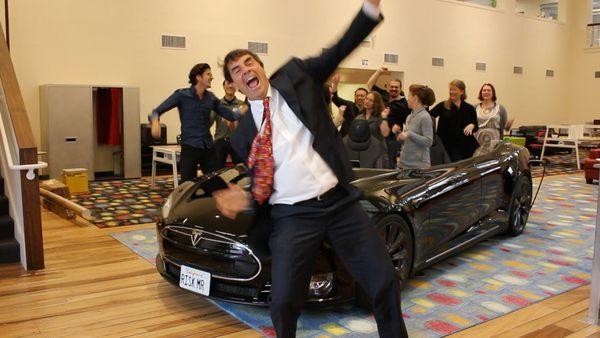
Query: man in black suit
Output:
[[212, 1, 408, 337]]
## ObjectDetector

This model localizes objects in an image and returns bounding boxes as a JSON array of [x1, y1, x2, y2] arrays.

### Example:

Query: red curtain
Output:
[[96, 87, 122, 146]]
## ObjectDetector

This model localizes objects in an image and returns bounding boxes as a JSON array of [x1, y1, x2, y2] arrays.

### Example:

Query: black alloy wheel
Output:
[[506, 176, 532, 236], [375, 214, 413, 289]]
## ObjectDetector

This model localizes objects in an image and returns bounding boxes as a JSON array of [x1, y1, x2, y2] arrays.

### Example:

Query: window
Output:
[[516, 0, 561, 21], [590, 0, 600, 47], [540, 2, 558, 20]]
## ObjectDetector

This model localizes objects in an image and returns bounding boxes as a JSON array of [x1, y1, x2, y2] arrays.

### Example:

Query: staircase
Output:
[[0, 176, 19, 264]]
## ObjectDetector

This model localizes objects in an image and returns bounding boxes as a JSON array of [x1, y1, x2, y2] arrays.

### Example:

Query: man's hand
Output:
[[331, 74, 340, 93], [238, 104, 249, 115], [334, 106, 346, 127], [392, 124, 402, 134], [150, 116, 161, 140], [379, 65, 389, 74], [367, 0, 381, 8], [397, 131, 408, 141], [213, 183, 250, 219]]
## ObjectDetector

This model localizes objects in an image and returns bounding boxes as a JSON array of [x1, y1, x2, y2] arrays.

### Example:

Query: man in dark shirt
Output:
[[149, 63, 243, 182], [211, 80, 245, 168], [367, 66, 410, 168], [329, 74, 368, 137]]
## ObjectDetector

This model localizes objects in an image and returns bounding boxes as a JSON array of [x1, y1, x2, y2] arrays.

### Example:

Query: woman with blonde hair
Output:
[[429, 79, 479, 162]]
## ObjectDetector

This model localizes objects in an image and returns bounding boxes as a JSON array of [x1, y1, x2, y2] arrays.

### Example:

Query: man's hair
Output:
[[223, 49, 264, 82], [389, 78, 403, 87], [355, 87, 368, 95], [189, 63, 211, 85]]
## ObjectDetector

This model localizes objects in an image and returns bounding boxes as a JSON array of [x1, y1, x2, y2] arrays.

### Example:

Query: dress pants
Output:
[[268, 191, 408, 338], [179, 144, 219, 183], [213, 138, 242, 169]]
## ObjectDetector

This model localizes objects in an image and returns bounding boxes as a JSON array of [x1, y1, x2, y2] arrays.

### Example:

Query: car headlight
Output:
[[308, 273, 334, 298], [161, 195, 172, 219]]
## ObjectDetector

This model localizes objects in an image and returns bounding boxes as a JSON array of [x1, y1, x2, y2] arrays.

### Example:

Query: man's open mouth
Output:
[[245, 75, 259, 90]]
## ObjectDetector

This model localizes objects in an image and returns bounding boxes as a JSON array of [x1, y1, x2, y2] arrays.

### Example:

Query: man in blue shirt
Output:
[[150, 63, 244, 182]]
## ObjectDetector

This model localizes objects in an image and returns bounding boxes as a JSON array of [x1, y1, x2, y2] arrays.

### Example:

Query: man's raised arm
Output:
[[302, 0, 383, 84]]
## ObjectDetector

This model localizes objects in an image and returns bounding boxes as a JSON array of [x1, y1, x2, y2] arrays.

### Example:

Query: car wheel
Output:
[[355, 214, 413, 310], [375, 214, 413, 289], [506, 176, 532, 236]]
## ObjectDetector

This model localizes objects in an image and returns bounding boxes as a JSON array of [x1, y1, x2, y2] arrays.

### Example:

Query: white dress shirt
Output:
[[247, 1, 380, 205], [248, 86, 338, 205]]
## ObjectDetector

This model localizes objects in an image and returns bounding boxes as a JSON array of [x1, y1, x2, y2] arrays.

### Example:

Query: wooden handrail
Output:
[[0, 25, 44, 269]]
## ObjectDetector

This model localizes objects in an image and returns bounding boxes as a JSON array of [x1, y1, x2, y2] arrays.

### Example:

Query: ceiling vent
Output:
[[476, 62, 487, 71], [432, 57, 445, 67], [161, 35, 186, 49], [546, 69, 555, 77], [384, 53, 398, 64], [513, 66, 524, 74], [248, 41, 268, 54]]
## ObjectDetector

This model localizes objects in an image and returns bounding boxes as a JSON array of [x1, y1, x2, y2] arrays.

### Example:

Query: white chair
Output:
[[540, 124, 582, 169]]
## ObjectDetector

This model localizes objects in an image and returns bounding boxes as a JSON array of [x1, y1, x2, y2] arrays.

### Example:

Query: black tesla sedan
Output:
[[156, 141, 532, 307]]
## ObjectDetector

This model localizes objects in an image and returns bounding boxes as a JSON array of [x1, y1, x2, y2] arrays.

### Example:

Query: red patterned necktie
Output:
[[247, 97, 274, 204]]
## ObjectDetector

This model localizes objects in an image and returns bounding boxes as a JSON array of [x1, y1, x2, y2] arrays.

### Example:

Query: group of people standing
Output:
[[149, 63, 246, 183], [331, 70, 513, 171], [149, 62, 512, 183]]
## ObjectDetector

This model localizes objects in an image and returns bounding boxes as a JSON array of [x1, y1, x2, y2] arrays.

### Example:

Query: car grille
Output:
[[166, 260, 259, 299], [160, 225, 261, 281]]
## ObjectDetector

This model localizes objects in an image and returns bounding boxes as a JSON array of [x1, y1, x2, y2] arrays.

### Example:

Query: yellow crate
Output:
[[62, 168, 89, 195]]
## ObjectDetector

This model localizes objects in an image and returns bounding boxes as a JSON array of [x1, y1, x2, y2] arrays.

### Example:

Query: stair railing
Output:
[[0, 23, 46, 270]]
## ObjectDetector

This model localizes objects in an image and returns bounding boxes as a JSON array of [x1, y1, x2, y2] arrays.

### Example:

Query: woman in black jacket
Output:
[[430, 79, 479, 162]]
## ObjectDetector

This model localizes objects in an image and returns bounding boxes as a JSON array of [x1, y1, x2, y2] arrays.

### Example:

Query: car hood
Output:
[[161, 166, 425, 239]]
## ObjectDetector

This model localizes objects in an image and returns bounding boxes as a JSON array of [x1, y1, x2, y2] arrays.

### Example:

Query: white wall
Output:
[[1, 0, 594, 146], [567, 0, 600, 124]]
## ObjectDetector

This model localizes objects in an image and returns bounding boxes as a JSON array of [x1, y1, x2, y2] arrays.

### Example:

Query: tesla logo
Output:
[[191, 230, 203, 247]]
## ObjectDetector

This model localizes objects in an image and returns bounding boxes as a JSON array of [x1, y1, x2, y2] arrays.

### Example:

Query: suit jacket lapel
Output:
[[270, 73, 309, 129]]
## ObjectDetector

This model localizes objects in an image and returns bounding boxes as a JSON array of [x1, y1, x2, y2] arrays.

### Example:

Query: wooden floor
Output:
[[1, 208, 599, 337]]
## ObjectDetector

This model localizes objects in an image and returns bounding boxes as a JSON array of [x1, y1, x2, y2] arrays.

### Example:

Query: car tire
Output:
[[355, 214, 413, 310], [375, 214, 413, 289], [506, 176, 532, 236]]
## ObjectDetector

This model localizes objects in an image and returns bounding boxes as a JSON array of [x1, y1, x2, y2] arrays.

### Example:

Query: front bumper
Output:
[[156, 223, 355, 306]]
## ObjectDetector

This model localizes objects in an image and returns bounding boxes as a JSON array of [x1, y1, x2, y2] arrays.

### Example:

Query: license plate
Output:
[[179, 265, 211, 296]]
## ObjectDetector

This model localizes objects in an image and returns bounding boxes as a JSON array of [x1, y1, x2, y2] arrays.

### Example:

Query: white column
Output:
[[588, 162, 600, 324]]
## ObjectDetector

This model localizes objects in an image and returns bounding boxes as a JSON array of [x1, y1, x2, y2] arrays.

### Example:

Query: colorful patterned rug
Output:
[[70, 177, 175, 228], [111, 174, 596, 337], [531, 151, 586, 178]]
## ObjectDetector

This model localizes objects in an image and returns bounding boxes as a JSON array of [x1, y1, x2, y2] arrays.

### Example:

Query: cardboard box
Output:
[[62, 168, 89, 194]]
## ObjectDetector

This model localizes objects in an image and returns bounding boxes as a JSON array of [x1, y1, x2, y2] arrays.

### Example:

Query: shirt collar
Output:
[[248, 86, 273, 114]]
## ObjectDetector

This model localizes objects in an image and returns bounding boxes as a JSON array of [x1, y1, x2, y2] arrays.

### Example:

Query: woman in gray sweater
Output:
[[396, 85, 436, 169]]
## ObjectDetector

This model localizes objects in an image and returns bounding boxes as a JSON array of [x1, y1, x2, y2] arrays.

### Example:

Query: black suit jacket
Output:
[[231, 9, 383, 196]]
